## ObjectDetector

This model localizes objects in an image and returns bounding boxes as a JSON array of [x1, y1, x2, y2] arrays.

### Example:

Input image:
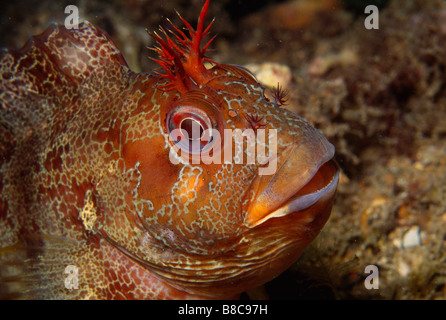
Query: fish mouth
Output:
[[245, 137, 339, 227]]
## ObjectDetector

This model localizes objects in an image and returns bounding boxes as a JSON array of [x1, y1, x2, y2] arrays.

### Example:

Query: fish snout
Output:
[[245, 131, 339, 228]]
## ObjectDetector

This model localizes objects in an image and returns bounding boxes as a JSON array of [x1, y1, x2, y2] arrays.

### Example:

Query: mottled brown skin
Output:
[[0, 2, 338, 299]]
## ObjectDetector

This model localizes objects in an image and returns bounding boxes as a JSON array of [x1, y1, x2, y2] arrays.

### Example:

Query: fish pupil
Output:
[[172, 113, 213, 152], [180, 118, 204, 141]]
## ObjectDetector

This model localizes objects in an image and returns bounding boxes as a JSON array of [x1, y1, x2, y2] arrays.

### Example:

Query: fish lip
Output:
[[244, 137, 338, 227], [257, 160, 339, 224]]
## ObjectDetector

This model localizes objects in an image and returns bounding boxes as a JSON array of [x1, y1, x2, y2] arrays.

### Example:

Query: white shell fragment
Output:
[[402, 226, 421, 249]]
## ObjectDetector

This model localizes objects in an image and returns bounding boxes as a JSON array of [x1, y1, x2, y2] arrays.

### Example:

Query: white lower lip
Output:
[[254, 167, 339, 225]]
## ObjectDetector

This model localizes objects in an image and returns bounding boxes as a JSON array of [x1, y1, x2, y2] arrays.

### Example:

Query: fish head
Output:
[[0, 0, 338, 300], [116, 0, 339, 298]]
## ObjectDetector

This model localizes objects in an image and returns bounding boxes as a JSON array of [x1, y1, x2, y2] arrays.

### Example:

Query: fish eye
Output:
[[167, 106, 215, 154]]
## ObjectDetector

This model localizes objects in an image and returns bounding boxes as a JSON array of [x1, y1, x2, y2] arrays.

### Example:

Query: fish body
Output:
[[0, 0, 338, 299]]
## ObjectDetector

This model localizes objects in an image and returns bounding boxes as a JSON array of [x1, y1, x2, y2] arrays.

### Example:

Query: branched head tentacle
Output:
[[272, 82, 289, 107], [148, 0, 216, 93], [244, 113, 267, 133]]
